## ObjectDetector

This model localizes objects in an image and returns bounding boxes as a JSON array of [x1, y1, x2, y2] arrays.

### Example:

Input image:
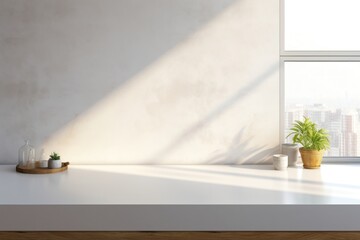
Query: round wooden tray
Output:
[[16, 162, 70, 174]]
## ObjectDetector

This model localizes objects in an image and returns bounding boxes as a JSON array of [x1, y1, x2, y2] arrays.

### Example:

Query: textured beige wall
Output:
[[0, 0, 279, 164]]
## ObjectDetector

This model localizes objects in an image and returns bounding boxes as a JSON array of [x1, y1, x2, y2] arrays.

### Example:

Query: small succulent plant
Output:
[[49, 152, 61, 160]]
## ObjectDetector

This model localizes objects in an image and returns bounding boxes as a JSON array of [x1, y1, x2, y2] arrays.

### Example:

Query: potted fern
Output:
[[48, 152, 62, 169], [287, 117, 330, 169]]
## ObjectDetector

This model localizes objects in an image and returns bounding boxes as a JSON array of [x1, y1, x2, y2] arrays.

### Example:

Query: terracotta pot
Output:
[[299, 147, 324, 169]]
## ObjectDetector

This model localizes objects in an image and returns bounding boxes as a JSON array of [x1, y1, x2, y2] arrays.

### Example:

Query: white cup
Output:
[[281, 143, 299, 167], [273, 154, 288, 170], [39, 160, 48, 168]]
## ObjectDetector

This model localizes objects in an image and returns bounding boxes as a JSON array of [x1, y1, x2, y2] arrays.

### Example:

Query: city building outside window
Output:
[[281, 0, 360, 160]]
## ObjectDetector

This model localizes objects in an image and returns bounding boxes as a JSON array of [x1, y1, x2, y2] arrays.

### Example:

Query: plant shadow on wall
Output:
[[205, 128, 278, 164], [0, 0, 236, 163], [151, 62, 279, 163]]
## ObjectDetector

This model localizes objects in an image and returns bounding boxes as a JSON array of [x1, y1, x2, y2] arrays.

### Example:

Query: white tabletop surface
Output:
[[1, 164, 360, 205]]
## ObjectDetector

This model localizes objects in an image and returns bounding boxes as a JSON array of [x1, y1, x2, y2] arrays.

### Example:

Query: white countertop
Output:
[[3, 164, 360, 231], [1, 164, 360, 205]]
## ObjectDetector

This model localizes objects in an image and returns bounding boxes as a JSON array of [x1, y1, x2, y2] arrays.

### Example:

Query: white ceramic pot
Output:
[[48, 159, 62, 169], [282, 143, 299, 167]]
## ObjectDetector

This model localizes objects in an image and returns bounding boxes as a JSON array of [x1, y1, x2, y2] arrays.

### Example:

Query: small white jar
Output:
[[39, 160, 48, 168], [273, 154, 288, 171]]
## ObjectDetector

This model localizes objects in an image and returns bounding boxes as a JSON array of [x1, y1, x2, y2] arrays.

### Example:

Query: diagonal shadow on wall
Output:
[[0, 0, 237, 163]]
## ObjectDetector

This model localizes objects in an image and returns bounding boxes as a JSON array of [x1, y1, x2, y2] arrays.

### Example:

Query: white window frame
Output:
[[280, 0, 360, 163]]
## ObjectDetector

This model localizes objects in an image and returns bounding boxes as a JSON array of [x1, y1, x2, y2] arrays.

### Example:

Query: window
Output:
[[281, 0, 360, 159], [284, 0, 360, 51]]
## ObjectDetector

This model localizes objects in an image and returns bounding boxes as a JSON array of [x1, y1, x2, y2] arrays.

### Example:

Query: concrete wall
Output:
[[0, 0, 279, 164]]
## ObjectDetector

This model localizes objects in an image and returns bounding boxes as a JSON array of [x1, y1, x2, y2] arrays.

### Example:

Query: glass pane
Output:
[[284, 62, 360, 156], [285, 0, 360, 51]]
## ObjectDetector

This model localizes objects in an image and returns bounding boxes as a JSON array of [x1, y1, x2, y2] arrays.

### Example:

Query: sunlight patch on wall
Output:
[[42, 0, 279, 164]]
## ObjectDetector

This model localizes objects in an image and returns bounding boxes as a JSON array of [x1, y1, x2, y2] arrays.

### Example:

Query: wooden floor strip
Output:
[[1, 232, 360, 240]]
